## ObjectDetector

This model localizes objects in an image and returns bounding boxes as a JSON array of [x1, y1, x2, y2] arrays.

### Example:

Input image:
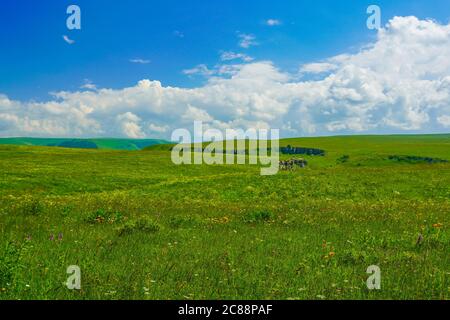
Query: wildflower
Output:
[[329, 252, 336, 257], [433, 223, 443, 228], [49, 234, 54, 241], [58, 233, 63, 241]]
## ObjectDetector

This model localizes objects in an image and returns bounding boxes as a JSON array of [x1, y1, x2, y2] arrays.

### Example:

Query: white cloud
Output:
[[2, 16, 450, 138], [215, 64, 243, 76], [220, 51, 254, 62], [437, 115, 450, 127], [116, 112, 145, 138], [130, 58, 151, 64], [300, 62, 338, 74], [266, 19, 281, 26], [80, 79, 97, 90], [182, 64, 214, 77], [149, 123, 169, 133], [81, 83, 97, 90], [182, 105, 213, 123], [62, 35, 75, 45], [238, 33, 258, 49]]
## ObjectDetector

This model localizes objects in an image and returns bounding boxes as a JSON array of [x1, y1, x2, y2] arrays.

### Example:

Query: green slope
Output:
[[0, 137, 170, 150]]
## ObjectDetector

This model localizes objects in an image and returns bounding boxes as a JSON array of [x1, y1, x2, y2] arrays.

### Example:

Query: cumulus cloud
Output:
[[182, 105, 214, 123], [437, 115, 450, 127], [300, 62, 338, 74], [1, 16, 450, 139], [116, 112, 145, 138]]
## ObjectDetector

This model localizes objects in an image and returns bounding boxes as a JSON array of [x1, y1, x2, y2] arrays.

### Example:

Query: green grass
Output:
[[0, 134, 449, 300]]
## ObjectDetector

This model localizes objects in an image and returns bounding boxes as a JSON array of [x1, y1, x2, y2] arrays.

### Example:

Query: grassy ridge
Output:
[[0, 134, 449, 300], [0, 137, 170, 150]]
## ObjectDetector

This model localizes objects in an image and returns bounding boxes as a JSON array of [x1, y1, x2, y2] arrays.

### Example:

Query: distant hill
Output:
[[0, 138, 170, 150]]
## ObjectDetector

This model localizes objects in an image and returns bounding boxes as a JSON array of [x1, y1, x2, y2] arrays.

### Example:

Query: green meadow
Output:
[[0, 134, 449, 300]]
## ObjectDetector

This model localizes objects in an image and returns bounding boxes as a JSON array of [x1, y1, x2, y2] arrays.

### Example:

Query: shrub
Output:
[[337, 155, 350, 164], [243, 210, 276, 223], [19, 199, 43, 216], [168, 215, 204, 229], [117, 216, 161, 236], [388, 155, 448, 164], [85, 209, 124, 224]]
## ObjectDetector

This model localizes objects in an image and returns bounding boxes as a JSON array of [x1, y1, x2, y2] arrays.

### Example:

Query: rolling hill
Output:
[[0, 137, 170, 150]]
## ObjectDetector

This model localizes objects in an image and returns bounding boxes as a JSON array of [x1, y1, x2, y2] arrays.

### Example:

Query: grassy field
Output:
[[0, 134, 449, 300]]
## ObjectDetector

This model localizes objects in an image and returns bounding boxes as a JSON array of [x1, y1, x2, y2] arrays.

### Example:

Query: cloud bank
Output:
[[1, 16, 450, 139]]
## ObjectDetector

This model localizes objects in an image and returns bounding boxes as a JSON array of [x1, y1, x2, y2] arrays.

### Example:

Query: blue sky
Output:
[[1, 1, 450, 138], [2, 0, 449, 100]]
